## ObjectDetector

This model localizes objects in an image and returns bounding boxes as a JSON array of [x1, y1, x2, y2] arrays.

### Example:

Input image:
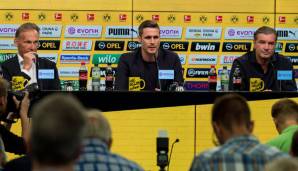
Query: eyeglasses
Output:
[[23, 40, 40, 48]]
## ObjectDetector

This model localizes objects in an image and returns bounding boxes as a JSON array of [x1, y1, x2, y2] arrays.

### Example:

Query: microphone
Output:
[[154, 54, 162, 90], [157, 130, 169, 171], [167, 138, 179, 171], [33, 53, 41, 90]]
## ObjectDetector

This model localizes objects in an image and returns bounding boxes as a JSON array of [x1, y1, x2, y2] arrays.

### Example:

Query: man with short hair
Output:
[[30, 94, 86, 171], [1, 22, 60, 90], [115, 20, 183, 91], [75, 109, 144, 171], [265, 158, 298, 171], [266, 98, 298, 152], [190, 94, 288, 171], [228, 26, 297, 91]]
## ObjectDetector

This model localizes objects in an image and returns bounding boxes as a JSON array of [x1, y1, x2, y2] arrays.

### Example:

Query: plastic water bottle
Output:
[[79, 61, 88, 91], [208, 65, 217, 91], [221, 66, 229, 91], [91, 64, 101, 91]]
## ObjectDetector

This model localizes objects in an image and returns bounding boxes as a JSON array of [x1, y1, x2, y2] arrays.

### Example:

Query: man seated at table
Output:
[[228, 26, 297, 91], [115, 20, 184, 91], [1, 22, 60, 90]]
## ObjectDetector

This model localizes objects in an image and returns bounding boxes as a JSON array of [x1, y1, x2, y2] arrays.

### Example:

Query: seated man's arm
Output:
[[115, 55, 129, 90]]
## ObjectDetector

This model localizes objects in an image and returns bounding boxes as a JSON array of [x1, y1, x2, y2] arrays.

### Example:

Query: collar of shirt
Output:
[[281, 125, 298, 134], [17, 54, 37, 85]]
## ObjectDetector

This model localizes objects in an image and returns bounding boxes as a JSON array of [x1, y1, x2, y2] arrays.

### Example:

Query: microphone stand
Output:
[[167, 139, 179, 171], [154, 54, 162, 90], [34, 54, 41, 90]]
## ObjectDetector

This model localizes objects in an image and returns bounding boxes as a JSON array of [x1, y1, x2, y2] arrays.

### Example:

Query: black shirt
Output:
[[229, 51, 297, 91]]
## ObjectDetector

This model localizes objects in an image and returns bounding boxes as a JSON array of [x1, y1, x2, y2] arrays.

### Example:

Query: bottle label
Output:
[[106, 75, 113, 81], [208, 76, 217, 82], [79, 72, 88, 80], [233, 78, 241, 84]]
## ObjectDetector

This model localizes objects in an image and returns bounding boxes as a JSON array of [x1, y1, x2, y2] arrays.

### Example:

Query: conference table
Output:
[[21, 90, 298, 112]]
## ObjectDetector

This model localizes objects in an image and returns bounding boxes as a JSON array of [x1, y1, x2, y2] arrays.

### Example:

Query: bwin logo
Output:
[[195, 43, 215, 51]]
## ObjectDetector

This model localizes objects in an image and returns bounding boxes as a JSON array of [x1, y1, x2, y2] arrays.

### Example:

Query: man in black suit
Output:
[[1, 22, 60, 90], [115, 20, 184, 91]]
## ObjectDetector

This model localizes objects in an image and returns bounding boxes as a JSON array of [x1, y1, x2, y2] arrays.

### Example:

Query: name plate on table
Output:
[[277, 70, 292, 80]]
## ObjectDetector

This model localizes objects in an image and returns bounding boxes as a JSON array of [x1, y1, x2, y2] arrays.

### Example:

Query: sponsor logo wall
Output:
[[0, 11, 297, 84]]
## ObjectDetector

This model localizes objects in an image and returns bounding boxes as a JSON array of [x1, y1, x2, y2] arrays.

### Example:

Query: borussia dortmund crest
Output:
[[103, 13, 111, 22], [230, 15, 239, 23], [294, 17, 298, 24], [70, 13, 79, 22], [199, 15, 207, 23], [38, 13, 46, 21], [136, 14, 144, 23], [167, 14, 176, 23], [262, 16, 270, 24], [5, 12, 13, 21]]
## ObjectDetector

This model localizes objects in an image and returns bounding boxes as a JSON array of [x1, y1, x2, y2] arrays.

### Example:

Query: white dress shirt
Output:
[[17, 54, 37, 86]]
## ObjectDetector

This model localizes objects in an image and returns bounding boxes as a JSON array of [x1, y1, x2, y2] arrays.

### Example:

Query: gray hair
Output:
[[84, 109, 112, 144]]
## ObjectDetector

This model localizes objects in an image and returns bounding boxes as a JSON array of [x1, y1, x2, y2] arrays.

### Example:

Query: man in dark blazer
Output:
[[115, 20, 184, 91], [1, 22, 60, 90]]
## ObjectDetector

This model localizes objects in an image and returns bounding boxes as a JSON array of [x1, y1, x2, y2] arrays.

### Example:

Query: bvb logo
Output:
[[263, 16, 270, 24], [230, 15, 239, 23], [199, 15, 207, 23], [103, 13, 111, 22], [38, 13, 46, 21], [71, 13, 79, 22], [167, 14, 176, 23], [294, 17, 298, 24], [5, 12, 13, 21], [136, 14, 144, 23]]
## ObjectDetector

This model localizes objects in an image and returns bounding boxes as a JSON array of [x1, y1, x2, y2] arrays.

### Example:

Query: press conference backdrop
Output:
[[2, 0, 298, 170]]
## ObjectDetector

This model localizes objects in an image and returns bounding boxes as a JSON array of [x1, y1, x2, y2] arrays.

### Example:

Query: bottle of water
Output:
[[79, 61, 88, 91], [91, 64, 101, 91], [105, 63, 114, 91], [208, 65, 217, 91], [220, 66, 229, 91]]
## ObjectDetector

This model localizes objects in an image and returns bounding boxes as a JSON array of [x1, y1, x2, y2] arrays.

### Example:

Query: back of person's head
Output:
[[84, 109, 112, 147], [138, 20, 159, 36], [212, 94, 251, 132], [0, 78, 8, 98], [30, 93, 86, 166], [254, 26, 277, 41], [15, 22, 40, 38], [265, 158, 298, 171], [271, 98, 298, 123], [291, 130, 298, 157]]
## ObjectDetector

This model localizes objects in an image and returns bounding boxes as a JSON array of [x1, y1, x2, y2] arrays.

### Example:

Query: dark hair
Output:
[[212, 94, 251, 131], [0, 78, 9, 97], [138, 20, 160, 36], [254, 26, 277, 41], [291, 130, 298, 157], [31, 93, 86, 165], [271, 99, 298, 122], [15, 22, 40, 38]]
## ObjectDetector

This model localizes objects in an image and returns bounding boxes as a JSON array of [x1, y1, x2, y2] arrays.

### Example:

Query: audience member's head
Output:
[[30, 93, 86, 170], [84, 109, 112, 148], [271, 98, 298, 133], [265, 158, 298, 171], [212, 94, 253, 145], [290, 130, 298, 157]]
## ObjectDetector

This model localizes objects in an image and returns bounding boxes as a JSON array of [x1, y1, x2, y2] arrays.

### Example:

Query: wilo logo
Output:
[[92, 54, 121, 64]]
